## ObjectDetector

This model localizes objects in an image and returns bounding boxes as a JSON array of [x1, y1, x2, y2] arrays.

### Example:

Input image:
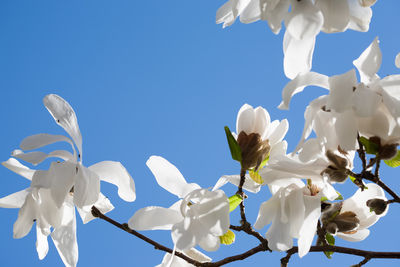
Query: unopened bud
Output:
[[322, 150, 350, 183], [379, 143, 398, 160], [325, 222, 338, 235], [237, 131, 270, 171], [366, 198, 388, 215], [334, 211, 360, 233]]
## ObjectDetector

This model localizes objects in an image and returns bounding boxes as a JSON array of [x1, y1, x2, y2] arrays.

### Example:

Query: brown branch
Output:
[[351, 257, 371, 267], [236, 168, 248, 225]]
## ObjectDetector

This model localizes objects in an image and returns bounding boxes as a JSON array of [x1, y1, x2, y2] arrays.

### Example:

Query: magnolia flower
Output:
[[254, 178, 335, 257], [156, 248, 211, 267], [0, 94, 136, 266], [280, 38, 400, 151], [129, 156, 230, 252], [235, 104, 288, 171], [322, 183, 387, 242], [216, 0, 376, 79]]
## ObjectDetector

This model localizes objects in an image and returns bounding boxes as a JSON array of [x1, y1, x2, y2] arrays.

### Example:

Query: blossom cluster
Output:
[[1, 1, 399, 267]]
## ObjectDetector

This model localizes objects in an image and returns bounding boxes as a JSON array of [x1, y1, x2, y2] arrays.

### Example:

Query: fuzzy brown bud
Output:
[[379, 143, 398, 160], [237, 131, 270, 171], [366, 198, 388, 215], [321, 150, 349, 183]]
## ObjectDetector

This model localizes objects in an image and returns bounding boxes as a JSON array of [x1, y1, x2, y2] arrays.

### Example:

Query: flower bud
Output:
[[333, 211, 360, 233], [325, 222, 338, 235], [321, 150, 350, 183], [379, 143, 398, 160], [237, 131, 270, 171], [366, 198, 388, 215]]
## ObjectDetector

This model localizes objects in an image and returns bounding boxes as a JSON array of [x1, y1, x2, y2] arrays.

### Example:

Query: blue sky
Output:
[[0, 1, 399, 266]]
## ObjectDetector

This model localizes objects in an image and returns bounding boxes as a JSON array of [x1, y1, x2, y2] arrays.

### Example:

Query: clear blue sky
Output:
[[0, 1, 399, 266]]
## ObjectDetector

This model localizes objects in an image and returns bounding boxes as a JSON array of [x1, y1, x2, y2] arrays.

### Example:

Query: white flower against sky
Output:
[[129, 156, 230, 252], [254, 178, 333, 257], [322, 183, 387, 242], [234, 104, 288, 171], [216, 0, 376, 79], [0, 94, 136, 267], [279, 37, 400, 151]]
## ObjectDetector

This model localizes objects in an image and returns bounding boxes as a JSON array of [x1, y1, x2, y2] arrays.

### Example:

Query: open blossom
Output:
[[280, 37, 400, 151], [254, 178, 335, 257], [129, 156, 230, 252], [0, 94, 136, 267], [322, 183, 387, 242], [216, 0, 376, 79], [235, 104, 288, 171]]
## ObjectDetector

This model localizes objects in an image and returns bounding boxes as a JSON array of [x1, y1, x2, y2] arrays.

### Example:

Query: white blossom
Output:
[[129, 156, 230, 252]]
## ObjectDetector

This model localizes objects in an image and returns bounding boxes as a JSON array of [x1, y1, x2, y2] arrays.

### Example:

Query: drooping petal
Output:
[[298, 196, 320, 257], [2, 158, 35, 180], [43, 94, 83, 160], [381, 75, 400, 119], [334, 111, 358, 151], [353, 37, 381, 84], [89, 161, 136, 202], [267, 119, 289, 145], [347, 0, 372, 32], [352, 84, 381, 117], [73, 164, 100, 208], [36, 225, 49, 260], [77, 193, 114, 224], [279, 72, 329, 110], [254, 195, 279, 229], [287, 189, 305, 238], [171, 218, 197, 251], [51, 203, 78, 267], [12, 150, 74, 166], [0, 189, 30, 208], [128, 206, 183, 231], [146, 156, 200, 198], [265, 214, 293, 251], [283, 32, 316, 80], [13, 194, 36, 239], [20, 134, 76, 159]]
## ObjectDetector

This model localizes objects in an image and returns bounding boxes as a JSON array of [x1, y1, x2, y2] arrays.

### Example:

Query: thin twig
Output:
[[351, 257, 371, 267]]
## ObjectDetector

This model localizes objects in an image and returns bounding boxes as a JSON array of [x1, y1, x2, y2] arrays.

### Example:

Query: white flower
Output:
[[254, 179, 328, 257], [129, 156, 230, 252], [0, 94, 136, 266], [279, 37, 400, 151], [156, 248, 211, 267], [235, 104, 288, 170], [216, 0, 376, 79], [322, 183, 387, 242]]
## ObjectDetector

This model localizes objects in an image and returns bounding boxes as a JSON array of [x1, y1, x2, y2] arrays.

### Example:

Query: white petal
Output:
[[171, 219, 197, 251], [36, 225, 49, 260], [347, 0, 372, 32], [283, 32, 316, 80], [146, 156, 200, 198], [216, 0, 251, 28], [253, 106, 270, 137], [49, 161, 76, 208], [236, 104, 255, 134], [43, 94, 83, 160], [20, 133, 76, 159], [13, 194, 36, 239], [199, 234, 220, 252], [267, 119, 288, 145], [317, 0, 350, 33], [287, 189, 305, 238], [298, 196, 320, 258], [184, 248, 212, 263], [212, 175, 261, 193], [12, 150, 74, 166], [337, 229, 370, 242], [89, 161, 136, 202], [334, 111, 358, 151], [51, 204, 78, 267], [353, 37, 381, 84], [395, 53, 400, 68], [265, 214, 293, 251], [239, 0, 261, 24], [381, 75, 400, 119], [285, 0, 323, 40], [73, 165, 100, 208], [265, 0, 291, 34], [352, 84, 381, 117], [269, 141, 288, 160], [77, 193, 114, 224], [254, 196, 279, 229], [2, 158, 35, 180], [327, 69, 357, 113], [279, 72, 329, 110], [0, 189, 30, 208], [128, 206, 183, 231]]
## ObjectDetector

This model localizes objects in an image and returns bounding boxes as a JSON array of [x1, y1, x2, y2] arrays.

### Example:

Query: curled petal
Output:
[[146, 156, 200, 198], [43, 94, 82, 159], [212, 175, 261, 193], [12, 150, 74, 166], [77, 193, 114, 224], [89, 161, 136, 202], [0, 189, 30, 208], [2, 158, 35, 181], [20, 134, 76, 160], [353, 37, 381, 84]]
